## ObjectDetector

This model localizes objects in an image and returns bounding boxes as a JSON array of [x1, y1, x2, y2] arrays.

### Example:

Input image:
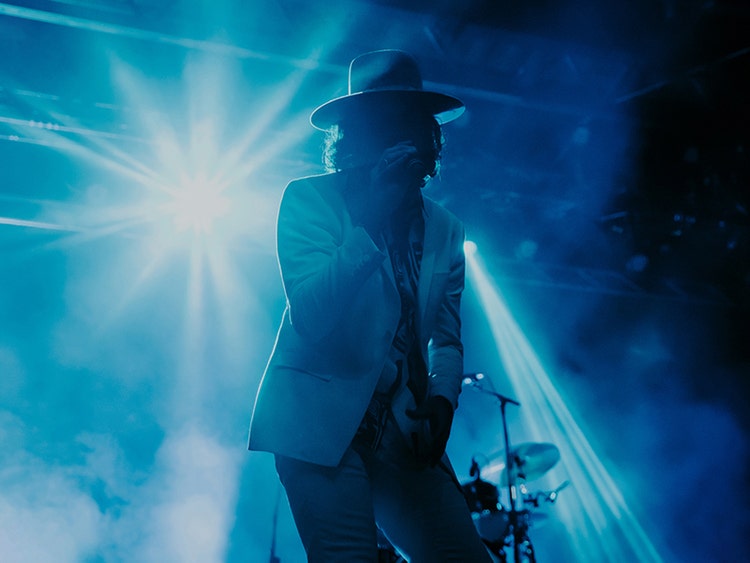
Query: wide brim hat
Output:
[[310, 49, 465, 130]]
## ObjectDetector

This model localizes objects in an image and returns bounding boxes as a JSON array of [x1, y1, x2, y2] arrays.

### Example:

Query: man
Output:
[[249, 49, 491, 562]]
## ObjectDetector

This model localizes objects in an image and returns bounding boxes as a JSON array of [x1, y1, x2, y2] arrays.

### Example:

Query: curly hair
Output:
[[322, 107, 444, 185]]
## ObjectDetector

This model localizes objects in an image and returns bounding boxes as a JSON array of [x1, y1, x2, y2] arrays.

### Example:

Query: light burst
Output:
[[0, 48, 318, 377]]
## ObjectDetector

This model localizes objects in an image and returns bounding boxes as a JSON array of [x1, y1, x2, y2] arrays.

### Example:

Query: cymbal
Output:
[[485, 442, 560, 484]]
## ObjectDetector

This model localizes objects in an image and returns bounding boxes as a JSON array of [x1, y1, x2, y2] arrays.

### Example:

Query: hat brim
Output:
[[310, 89, 465, 130]]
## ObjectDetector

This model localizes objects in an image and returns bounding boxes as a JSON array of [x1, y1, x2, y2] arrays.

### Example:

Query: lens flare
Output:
[[167, 179, 230, 235]]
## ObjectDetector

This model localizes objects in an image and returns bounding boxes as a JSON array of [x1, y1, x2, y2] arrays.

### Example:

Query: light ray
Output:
[[0, 115, 169, 196], [0, 3, 344, 73], [0, 216, 83, 232], [466, 244, 666, 562]]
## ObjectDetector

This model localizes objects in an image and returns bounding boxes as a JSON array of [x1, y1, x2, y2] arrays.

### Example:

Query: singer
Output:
[[248, 50, 491, 562]]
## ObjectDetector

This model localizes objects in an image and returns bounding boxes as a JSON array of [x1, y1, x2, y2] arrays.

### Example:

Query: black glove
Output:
[[406, 395, 454, 467]]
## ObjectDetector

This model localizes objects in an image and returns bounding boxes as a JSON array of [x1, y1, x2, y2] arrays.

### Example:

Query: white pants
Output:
[[275, 415, 492, 562]]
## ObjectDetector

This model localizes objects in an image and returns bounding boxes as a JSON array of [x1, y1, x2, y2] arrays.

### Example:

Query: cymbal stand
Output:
[[469, 382, 535, 563]]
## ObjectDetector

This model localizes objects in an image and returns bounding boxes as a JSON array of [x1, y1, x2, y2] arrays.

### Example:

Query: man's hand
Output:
[[406, 395, 455, 467], [348, 142, 420, 237]]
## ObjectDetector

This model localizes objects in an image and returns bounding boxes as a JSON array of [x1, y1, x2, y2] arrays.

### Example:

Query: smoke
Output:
[[0, 411, 243, 563], [0, 412, 103, 563]]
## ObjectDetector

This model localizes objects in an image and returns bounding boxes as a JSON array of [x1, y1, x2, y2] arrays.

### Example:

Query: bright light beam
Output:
[[0, 216, 83, 231], [0, 3, 344, 73], [466, 246, 666, 563], [163, 176, 230, 235]]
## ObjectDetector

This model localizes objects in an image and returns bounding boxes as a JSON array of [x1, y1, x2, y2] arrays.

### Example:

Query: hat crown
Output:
[[348, 50, 423, 95], [309, 49, 464, 130]]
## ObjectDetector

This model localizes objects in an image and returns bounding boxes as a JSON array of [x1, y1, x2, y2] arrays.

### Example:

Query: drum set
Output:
[[460, 375, 568, 563], [462, 442, 568, 562]]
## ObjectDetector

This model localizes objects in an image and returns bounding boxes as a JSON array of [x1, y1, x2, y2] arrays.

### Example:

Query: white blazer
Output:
[[248, 171, 466, 467]]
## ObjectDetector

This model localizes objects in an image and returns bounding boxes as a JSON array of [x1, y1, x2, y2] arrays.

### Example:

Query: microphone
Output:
[[462, 372, 485, 385], [407, 158, 429, 179]]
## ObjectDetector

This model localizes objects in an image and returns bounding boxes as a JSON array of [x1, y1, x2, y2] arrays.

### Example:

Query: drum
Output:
[[474, 508, 547, 543], [473, 508, 511, 543], [462, 477, 500, 513]]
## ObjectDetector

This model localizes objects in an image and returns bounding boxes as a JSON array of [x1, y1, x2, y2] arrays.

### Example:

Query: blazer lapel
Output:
[[417, 202, 437, 334]]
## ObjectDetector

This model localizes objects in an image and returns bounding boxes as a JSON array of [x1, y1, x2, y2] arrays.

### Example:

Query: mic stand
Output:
[[497, 392, 524, 563], [469, 383, 531, 562]]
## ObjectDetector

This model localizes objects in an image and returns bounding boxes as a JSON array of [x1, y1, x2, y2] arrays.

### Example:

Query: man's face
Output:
[[377, 108, 435, 161], [346, 106, 436, 171]]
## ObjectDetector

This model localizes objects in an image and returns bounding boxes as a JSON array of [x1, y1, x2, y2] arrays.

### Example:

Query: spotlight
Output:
[[167, 179, 229, 235]]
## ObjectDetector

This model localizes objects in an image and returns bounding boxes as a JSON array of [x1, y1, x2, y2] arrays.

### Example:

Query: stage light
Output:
[[464, 239, 478, 256], [164, 178, 230, 235]]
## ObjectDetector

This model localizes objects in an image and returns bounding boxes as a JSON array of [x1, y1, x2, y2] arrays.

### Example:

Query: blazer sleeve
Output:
[[277, 178, 387, 341], [427, 220, 466, 409]]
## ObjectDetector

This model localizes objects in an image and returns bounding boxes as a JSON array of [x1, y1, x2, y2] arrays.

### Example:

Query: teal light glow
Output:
[[463, 239, 478, 256], [466, 247, 665, 563]]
